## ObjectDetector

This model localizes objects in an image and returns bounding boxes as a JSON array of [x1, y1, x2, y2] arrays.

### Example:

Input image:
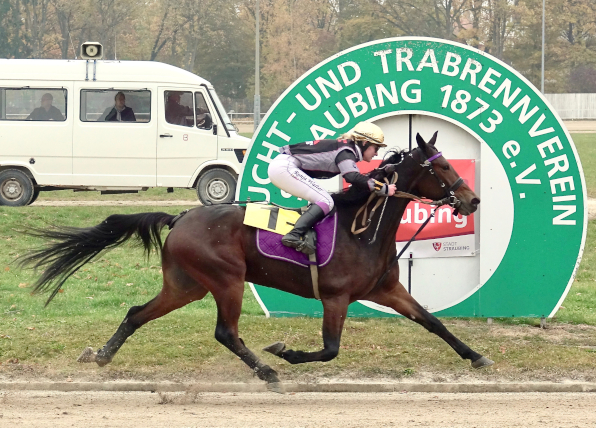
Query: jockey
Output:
[[268, 121, 397, 255]]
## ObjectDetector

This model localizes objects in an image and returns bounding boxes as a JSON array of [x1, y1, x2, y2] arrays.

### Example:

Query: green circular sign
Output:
[[238, 37, 587, 318]]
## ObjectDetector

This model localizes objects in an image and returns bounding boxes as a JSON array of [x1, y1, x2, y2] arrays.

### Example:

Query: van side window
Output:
[[165, 91, 193, 127], [2, 88, 67, 121], [80, 90, 151, 123], [194, 92, 213, 130]]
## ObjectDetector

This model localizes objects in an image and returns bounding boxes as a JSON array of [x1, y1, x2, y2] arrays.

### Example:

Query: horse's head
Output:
[[409, 131, 480, 216], [375, 132, 480, 215]]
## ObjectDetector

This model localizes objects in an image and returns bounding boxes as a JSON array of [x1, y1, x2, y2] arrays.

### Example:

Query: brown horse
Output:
[[20, 132, 492, 392]]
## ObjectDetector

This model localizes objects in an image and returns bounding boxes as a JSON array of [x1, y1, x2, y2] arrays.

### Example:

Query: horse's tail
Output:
[[18, 212, 176, 306]]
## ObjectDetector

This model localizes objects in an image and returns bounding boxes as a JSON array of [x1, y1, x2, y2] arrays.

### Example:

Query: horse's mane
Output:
[[332, 148, 408, 207]]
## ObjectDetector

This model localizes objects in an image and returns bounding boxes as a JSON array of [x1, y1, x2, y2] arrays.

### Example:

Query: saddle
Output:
[[243, 203, 337, 268]]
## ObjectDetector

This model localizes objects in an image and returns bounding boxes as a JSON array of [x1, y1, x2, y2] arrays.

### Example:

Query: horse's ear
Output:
[[428, 131, 438, 146], [415, 133, 426, 151]]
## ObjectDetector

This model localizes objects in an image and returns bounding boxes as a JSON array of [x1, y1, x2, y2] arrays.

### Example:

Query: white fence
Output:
[[224, 95, 596, 122], [545, 94, 596, 119], [228, 112, 267, 124]]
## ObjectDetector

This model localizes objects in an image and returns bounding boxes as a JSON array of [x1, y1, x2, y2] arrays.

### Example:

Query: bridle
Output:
[[411, 147, 464, 215], [352, 147, 466, 236], [362, 147, 470, 291]]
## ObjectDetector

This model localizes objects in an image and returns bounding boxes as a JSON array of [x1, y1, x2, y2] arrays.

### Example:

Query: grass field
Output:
[[573, 133, 596, 197], [1, 133, 595, 384]]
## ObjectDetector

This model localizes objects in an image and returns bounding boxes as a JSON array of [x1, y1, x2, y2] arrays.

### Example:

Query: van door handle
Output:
[[160, 134, 173, 138]]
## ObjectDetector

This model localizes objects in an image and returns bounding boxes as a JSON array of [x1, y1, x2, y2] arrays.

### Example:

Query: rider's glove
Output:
[[373, 180, 390, 197]]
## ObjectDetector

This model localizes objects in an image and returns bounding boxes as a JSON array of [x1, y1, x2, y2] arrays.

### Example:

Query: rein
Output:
[[351, 173, 398, 235], [351, 149, 464, 237], [351, 147, 467, 291]]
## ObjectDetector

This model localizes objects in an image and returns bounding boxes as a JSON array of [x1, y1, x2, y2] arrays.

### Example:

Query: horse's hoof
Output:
[[266, 381, 286, 394], [263, 342, 286, 356], [471, 356, 494, 369], [95, 355, 112, 367], [77, 347, 97, 363]]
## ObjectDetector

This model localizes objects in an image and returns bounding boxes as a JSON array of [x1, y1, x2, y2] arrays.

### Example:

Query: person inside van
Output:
[[166, 91, 210, 127], [165, 91, 194, 126], [101, 91, 136, 122], [27, 93, 64, 121]]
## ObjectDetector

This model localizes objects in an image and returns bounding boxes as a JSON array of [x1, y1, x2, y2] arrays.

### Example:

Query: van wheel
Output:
[[0, 170, 34, 207], [28, 188, 41, 205], [196, 168, 236, 205]]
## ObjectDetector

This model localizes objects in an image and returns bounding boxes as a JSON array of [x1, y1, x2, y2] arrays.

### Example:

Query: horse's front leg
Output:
[[363, 278, 493, 369], [264, 296, 349, 364]]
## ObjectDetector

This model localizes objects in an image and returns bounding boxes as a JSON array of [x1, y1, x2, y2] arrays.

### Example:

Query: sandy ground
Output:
[[1, 390, 595, 428], [588, 198, 596, 220], [563, 120, 596, 133]]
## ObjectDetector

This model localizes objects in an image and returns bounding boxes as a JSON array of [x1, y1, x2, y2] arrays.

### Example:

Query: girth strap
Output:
[[309, 253, 320, 300], [299, 205, 321, 301]]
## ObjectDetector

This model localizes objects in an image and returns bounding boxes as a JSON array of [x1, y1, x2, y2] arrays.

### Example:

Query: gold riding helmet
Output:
[[351, 122, 387, 147]]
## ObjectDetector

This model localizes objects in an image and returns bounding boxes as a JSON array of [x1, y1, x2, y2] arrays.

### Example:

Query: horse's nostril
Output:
[[471, 198, 480, 206]]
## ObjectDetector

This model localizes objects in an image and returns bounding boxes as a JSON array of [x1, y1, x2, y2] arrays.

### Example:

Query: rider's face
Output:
[[362, 144, 379, 162]]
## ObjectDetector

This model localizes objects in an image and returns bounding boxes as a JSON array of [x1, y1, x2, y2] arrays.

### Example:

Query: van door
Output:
[[73, 85, 156, 187], [157, 87, 218, 187]]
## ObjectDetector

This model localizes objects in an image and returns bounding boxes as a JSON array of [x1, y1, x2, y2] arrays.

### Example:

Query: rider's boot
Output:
[[282, 204, 326, 255]]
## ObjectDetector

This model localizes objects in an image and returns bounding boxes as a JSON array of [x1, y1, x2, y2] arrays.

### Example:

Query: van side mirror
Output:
[[213, 124, 218, 136]]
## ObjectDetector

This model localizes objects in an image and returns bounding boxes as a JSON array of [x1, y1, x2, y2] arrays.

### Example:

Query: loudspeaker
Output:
[[80, 42, 103, 60]]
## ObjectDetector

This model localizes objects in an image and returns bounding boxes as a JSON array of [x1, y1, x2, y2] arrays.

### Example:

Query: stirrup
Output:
[[281, 232, 316, 255], [282, 235, 305, 249], [299, 230, 317, 255]]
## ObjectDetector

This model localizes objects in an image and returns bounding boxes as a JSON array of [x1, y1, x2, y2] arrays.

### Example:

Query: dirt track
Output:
[[2, 390, 595, 427]]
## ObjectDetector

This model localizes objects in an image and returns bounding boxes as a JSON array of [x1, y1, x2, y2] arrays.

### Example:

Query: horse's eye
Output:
[[442, 165, 450, 171]]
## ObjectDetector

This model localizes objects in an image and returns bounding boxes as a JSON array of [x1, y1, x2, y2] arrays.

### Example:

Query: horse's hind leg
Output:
[[264, 296, 350, 364], [363, 279, 493, 369], [211, 284, 283, 392], [80, 264, 208, 367]]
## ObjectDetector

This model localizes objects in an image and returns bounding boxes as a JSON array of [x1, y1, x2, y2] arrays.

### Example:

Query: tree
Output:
[[372, 0, 473, 41], [0, 0, 19, 58], [568, 65, 596, 92], [192, 4, 254, 98], [50, 0, 83, 58]]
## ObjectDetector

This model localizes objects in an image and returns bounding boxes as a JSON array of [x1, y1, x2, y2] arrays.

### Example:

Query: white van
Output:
[[0, 54, 249, 206]]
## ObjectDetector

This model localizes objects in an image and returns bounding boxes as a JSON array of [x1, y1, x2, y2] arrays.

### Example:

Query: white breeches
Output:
[[268, 154, 334, 215]]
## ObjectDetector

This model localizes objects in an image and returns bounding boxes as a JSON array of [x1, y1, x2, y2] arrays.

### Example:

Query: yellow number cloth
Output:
[[243, 204, 301, 235]]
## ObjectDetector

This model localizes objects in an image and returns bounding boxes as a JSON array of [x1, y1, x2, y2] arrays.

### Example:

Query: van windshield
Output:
[[208, 89, 235, 132]]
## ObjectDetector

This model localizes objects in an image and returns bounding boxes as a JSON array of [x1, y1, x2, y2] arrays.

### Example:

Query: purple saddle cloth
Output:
[[256, 211, 338, 267]]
